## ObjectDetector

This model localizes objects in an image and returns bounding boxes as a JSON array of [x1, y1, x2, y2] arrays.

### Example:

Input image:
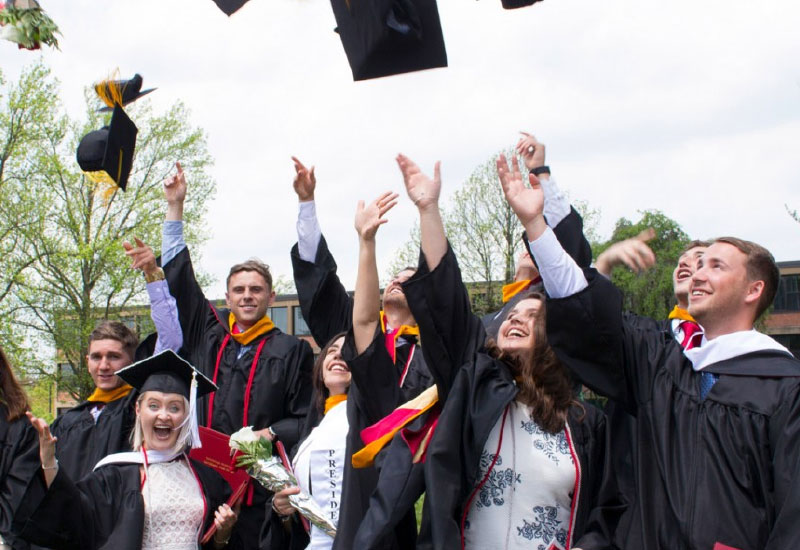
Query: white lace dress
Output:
[[141, 458, 205, 550]]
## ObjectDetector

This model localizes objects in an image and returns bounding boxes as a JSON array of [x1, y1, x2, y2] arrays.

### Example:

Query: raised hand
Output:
[[496, 153, 544, 231], [515, 132, 546, 172], [27, 412, 57, 485], [163, 161, 187, 205], [291, 156, 316, 202], [123, 237, 158, 277], [396, 154, 440, 211], [595, 228, 657, 276], [354, 191, 398, 241]]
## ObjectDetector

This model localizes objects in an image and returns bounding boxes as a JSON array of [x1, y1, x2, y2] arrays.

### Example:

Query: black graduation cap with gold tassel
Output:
[[75, 72, 154, 198]]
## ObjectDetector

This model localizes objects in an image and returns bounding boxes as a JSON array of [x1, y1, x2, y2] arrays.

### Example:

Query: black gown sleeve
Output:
[[0, 416, 39, 549], [291, 236, 354, 347], [15, 466, 142, 550], [342, 326, 402, 425], [545, 269, 666, 413], [402, 243, 487, 402], [268, 338, 314, 450], [765, 385, 800, 548], [163, 246, 220, 372]]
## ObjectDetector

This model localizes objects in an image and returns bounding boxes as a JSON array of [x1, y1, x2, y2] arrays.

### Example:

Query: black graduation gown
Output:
[[546, 269, 800, 550], [164, 246, 314, 550], [49, 390, 139, 483], [291, 235, 432, 402], [483, 206, 594, 340], [394, 244, 621, 549], [260, 327, 415, 550], [0, 409, 39, 550], [14, 456, 229, 550]]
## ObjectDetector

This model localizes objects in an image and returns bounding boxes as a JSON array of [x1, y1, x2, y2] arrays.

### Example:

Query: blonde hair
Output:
[[131, 392, 193, 453]]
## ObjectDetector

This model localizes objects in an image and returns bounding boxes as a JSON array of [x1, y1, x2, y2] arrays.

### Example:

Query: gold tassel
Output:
[[94, 69, 124, 109], [84, 170, 120, 204]]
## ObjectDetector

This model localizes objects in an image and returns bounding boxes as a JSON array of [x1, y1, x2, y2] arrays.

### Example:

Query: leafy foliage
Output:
[[593, 210, 689, 319], [0, 60, 216, 401]]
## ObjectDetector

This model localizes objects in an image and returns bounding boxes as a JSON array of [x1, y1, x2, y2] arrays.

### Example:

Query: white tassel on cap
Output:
[[188, 370, 201, 449]]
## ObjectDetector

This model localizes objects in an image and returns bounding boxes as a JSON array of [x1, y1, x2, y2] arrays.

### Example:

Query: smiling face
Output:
[[497, 297, 542, 360], [321, 336, 350, 395], [135, 391, 187, 452], [688, 242, 760, 332], [382, 269, 416, 311], [87, 339, 134, 392], [225, 270, 275, 329], [673, 246, 706, 308]]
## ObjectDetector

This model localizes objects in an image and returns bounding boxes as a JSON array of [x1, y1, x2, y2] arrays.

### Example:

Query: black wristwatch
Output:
[[530, 165, 550, 176]]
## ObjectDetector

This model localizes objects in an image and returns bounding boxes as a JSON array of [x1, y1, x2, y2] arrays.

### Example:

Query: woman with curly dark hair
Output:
[[389, 154, 622, 550], [0, 345, 38, 550]]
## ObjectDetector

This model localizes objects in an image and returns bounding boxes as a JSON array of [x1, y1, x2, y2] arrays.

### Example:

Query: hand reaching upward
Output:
[[291, 156, 316, 202], [496, 153, 545, 235], [396, 154, 440, 211], [354, 191, 399, 241], [164, 161, 187, 205]]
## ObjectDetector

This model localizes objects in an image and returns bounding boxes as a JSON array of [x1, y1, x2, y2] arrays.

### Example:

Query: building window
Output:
[[774, 275, 800, 312], [268, 307, 288, 333], [293, 307, 311, 336], [57, 362, 73, 378]]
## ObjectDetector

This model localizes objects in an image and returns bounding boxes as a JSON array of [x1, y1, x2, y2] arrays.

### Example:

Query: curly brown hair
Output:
[[487, 292, 580, 434]]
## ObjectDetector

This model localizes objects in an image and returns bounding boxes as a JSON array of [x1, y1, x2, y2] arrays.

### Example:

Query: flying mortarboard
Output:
[[211, 0, 250, 15], [94, 73, 156, 112], [330, 0, 448, 81], [76, 104, 137, 194], [500, 0, 543, 9]]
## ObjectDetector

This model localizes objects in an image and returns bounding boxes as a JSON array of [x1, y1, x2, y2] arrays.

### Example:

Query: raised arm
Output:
[[397, 155, 484, 400], [292, 156, 322, 263], [123, 237, 183, 354], [160, 162, 217, 361], [396, 155, 446, 271], [352, 191, 398, 354], [290, 158, 354, 346]]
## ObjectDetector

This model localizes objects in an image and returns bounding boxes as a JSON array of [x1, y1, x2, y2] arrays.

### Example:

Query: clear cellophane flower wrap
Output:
[[0, 0, 60, 50], [229, 427, 337, 538]]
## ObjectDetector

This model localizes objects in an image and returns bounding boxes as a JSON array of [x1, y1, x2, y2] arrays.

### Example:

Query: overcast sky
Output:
[[3, 0, 799, 298]]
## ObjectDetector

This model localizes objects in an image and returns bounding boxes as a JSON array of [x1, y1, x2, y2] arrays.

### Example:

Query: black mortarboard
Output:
[[95, 73, 156, 112], [76, 104, 137, 192], [330, 0, 448, 81], [211, 0, 250, 15], [501, 0, 543, 9], [116, 350, 216, 400]]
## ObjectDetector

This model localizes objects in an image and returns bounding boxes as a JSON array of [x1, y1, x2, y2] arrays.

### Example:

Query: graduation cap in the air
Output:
[[330, 0, 448, 81], [500, 0, 543, 10], [94, 73, 156, 112], [76, 104, 137, 194], [116, 350, 216, 449], [211, 0, 250, 15]]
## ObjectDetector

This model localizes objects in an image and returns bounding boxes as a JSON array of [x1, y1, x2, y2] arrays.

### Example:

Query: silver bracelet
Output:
[[42, 459, 59, 470]]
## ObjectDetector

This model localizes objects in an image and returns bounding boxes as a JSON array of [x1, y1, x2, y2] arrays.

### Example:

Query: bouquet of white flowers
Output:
[[229, 427, 337, 538]]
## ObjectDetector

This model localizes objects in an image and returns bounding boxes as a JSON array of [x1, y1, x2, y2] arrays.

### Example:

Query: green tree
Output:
[[3, 60, 216, 401], [594, 210, 689, 319]]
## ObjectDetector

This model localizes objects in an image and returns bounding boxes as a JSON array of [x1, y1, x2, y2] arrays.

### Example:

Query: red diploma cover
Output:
[[713, 544, 742, 550], [190, 426, 251, 544]]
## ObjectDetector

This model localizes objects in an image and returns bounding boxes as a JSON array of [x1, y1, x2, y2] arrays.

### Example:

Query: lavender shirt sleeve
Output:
[[147, 279, 183, 354]]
